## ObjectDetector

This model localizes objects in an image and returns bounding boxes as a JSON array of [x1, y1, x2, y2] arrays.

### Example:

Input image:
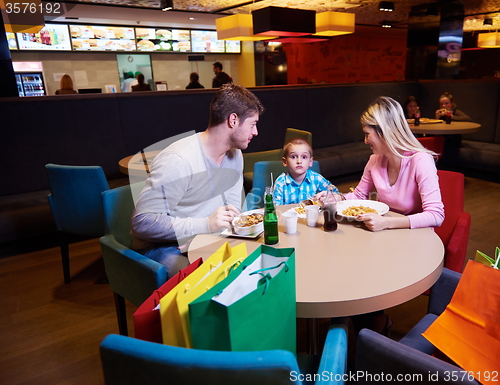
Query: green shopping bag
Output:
[[188, 245, 296, 355]]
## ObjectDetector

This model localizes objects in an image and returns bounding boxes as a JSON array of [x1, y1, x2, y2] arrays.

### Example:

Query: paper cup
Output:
[[305, 205, 320, 227], [282, 211, 298, 234]]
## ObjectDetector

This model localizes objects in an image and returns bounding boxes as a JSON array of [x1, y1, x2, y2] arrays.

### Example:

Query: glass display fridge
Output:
[[13, 62, 47, 97]]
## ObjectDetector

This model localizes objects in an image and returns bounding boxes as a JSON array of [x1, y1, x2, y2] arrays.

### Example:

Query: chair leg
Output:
[[59, 232, 71, 284], [113, 292, 128, 336]]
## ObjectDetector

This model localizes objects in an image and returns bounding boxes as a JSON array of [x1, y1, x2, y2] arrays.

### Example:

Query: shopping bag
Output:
[[474, 247, 500, 268], [133, 257, 203, 343], [189, 245, 296, 354], [160, 242, 247, 348], [423, 260, 500, 384]]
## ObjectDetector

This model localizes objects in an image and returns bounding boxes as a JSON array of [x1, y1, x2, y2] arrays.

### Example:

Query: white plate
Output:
[[221, 227, 263, 239], [230, 208, 264, 236], [288, 207, 306, 218], [336, 200, 389, 221]]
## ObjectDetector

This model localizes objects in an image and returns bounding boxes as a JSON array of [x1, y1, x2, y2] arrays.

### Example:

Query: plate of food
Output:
[[336, 200, 389, 221], [221, 209, 264, 238], [289, 198, 322, 218]]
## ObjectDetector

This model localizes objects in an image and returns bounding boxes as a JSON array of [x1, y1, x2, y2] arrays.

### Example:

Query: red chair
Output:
[[435, 170, 471, 273], [417, 136, 445, 159]]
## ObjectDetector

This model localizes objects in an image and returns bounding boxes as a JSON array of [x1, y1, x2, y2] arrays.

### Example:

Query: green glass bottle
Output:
[[264, 187, 279, 245]]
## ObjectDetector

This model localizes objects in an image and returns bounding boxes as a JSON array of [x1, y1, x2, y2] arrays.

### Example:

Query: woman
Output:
[[403, 95, 419, 119], [55, 74, 77, 95], [343, 96, 444, 232], [338, 96, 444, 335], [435, 92, 471, 121], [131, 74, 151, 92]]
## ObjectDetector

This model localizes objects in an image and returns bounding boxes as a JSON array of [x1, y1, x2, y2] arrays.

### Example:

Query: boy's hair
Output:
[[283, 138, 313, 158]]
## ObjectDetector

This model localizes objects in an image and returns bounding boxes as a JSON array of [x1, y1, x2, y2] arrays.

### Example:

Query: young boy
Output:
[[273, 138, 339, 205]]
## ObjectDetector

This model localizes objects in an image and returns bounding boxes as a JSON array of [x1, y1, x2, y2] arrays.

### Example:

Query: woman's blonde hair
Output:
[[60, 74, 74, 91], [360, 96, 437, 158]]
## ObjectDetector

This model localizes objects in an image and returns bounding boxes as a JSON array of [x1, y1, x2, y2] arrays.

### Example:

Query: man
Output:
[[212, 61, 232, 88], [131, 84, 264, 278]]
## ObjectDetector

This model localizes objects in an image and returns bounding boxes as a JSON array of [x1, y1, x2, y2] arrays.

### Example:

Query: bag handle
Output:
[[249, 261, 289, 295], [224, 258, 244, 277]]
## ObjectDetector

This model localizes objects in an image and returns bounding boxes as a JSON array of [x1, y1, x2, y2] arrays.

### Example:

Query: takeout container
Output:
[[232, 209, 264, 236]]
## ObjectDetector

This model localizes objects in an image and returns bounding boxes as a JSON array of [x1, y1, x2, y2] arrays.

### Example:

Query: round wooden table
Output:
[[410, 120, 481, 135], [188, 205, 444, 319], [118, 150, 160, 176]]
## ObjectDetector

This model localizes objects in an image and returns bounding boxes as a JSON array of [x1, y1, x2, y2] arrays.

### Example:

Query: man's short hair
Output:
[[283, 138, 313, 158], [190, 72, 199, 82], [209, 84, 265, 127], [213, 61, 223, 70]]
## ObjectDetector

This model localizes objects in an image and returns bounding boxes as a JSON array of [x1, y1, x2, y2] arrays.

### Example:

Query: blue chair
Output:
[[100, 318, 348, 385], [355, 268, 479, 384], [245, 160, 321, 210], [45, 164, 109, 283], [100, 183, 167, 336]]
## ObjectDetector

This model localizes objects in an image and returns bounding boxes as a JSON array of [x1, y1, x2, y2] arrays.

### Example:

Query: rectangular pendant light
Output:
[[216, 14, 277, 41], [253, 6, 316, 37], [314, 11, 355, 36], [477, 32, 500, 48]]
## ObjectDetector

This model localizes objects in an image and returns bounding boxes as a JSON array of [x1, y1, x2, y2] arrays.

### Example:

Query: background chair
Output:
[[417, 136, 445, 159], [100, 318, 348, 385], [243, 128, 312, 193], [45, 164, 109, 283], [100, 183, 167, 336], [355, 268, 479, 384], [245, 160, 321, 210], [436, 170, 471, 273]]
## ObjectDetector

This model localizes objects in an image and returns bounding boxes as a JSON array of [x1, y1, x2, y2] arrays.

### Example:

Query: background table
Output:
[[189, 205, 444, 319], [118, 150, 160, 176], [410, 121, 481, 135]]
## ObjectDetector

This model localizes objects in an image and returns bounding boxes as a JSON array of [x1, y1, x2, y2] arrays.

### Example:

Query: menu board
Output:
[[135, 28, 191, 52], [6, 32, 17, 50], [16, 24, 71, 51], [70, 25, 136, 51], [225, 40, 241, 53], [191, 30, 225, 53]]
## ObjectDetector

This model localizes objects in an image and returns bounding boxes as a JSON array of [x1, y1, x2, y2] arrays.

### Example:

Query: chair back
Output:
[[102, 183, 144, 249], [284, 127, 313, 147], [435, 170, 464, 250], [417, 136, 445, 159], [100, 334, 301, 385], [45, 164, 109, 236], [248, 160, 321, 209]]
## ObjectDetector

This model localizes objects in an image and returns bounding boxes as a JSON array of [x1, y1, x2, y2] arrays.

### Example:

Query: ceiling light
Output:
[[253, 6, 316, 37], [484, 18, 493, 26], [381, 21, 392, 28], [216, 14, 277, 41], [314, 11, 355, 36], [379, 2, 394, 12], [478, 31, 500, 48], [161, 0, 173, 11]]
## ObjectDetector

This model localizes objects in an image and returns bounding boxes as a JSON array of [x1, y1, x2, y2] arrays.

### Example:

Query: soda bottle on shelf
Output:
[[323, 185, 338, 232], [414, 107, 420, 126], [263, 186, 279, 245]]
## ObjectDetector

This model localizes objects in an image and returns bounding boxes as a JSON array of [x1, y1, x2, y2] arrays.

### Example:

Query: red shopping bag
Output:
[[133, 258, 203, 343], [423, 260, 500, 384]]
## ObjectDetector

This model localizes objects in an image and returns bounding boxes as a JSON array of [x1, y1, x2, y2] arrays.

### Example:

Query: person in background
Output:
[[212, 62, 232, 88], [121, 71, 135, 93], [273, 138, 339, 205], [186, 72, 205, 89], [435, 92, 471, 121], [403, 95, 419, 119], [131, 73, 151, 92], [55, 74, 77, 95], [131, 84, 264, 278], [338, 96, 444, 336]]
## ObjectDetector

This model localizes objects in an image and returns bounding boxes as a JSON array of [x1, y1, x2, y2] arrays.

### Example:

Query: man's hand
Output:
[[208, 204, 240, 233]]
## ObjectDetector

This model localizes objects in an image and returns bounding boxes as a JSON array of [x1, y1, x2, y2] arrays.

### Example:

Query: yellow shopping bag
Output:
[[160, 242, 247, 348]]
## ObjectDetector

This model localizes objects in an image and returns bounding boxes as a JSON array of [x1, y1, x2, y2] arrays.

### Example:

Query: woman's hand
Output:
[[358, 213, 387, 232], [208, 204, 240, 233]]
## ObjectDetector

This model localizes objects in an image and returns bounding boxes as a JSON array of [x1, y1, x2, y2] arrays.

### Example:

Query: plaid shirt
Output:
[[273, 169, 339, 205]]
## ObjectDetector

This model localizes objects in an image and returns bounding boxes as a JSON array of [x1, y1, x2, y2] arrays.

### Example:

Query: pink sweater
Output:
[[345, 151, 444, 229]]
